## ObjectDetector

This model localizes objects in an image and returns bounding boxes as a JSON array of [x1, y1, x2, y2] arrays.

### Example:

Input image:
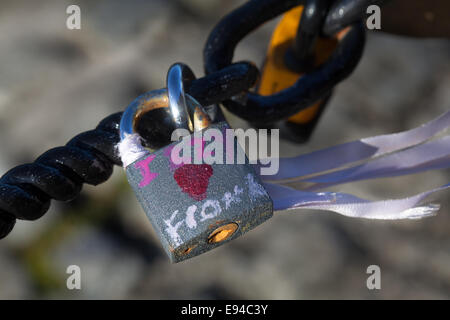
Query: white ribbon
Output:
[[117, 133, 149, 167], [265, 110, 450, 182], [304, 136, 450, 191], [265, 182, 449, 220], [261, 110, 450, 220]]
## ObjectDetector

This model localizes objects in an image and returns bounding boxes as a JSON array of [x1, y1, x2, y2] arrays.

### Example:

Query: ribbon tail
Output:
[[265, 182, 450, 220], [303, 136, 450, 190], [262, 110, 450, 181]]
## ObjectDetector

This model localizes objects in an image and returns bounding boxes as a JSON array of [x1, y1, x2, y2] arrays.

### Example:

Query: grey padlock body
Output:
[[125, 121, 273, 263]]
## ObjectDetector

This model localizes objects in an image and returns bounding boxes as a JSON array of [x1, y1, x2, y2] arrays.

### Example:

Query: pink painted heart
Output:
[[174, 164, 213, 201]]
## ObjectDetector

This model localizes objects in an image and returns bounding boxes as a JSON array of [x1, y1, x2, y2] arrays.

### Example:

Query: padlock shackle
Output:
[[167, 63, 196, 131], [119, 89, 211, 142]]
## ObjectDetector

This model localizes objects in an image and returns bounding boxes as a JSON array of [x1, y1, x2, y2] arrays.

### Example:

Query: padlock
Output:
[[119, 63, 273, 263], [258, 5, 337, 142]]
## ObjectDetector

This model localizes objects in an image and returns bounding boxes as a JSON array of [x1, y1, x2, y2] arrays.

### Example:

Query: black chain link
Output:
[[204, 0, 366, 123], [284, 0, 332, 72]]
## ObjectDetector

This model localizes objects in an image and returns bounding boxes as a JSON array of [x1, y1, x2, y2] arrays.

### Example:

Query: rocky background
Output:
[[0, 0, 449, 299]]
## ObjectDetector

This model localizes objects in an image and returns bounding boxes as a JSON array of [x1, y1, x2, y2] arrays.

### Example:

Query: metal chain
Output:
[[203, 0, 367, 122], [0, 0, 385, 239]]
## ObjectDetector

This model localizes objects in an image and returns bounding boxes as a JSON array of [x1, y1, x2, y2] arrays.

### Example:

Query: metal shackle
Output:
[[167, 63, 196, 130], [119, 63, 212, 146]]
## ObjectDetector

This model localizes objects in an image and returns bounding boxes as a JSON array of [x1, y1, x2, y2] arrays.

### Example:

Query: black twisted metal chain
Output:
[[0, 0, 382, 239]]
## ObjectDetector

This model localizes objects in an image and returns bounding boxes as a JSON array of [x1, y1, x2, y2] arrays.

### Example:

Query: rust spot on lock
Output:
[[182, 244, 197, 255], [207, 223, 238, 244], [191, 105, 211, 132]]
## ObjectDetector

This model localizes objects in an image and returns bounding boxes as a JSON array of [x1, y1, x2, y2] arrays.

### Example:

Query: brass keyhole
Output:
[[207, 223, 239, 244]]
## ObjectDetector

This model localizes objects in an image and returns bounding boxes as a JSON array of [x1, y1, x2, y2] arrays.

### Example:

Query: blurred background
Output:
[[0, 0, 449, 299]]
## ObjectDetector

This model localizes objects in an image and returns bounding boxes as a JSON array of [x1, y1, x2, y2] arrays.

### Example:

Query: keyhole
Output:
[[207, 223, 239, 244]]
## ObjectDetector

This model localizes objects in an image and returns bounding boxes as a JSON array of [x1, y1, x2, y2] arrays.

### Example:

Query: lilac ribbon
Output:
[[265, 110, 450, 181], [265, 182, 449, 220], [304, 136, 450, 190], [262, 110, 450, 220]]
